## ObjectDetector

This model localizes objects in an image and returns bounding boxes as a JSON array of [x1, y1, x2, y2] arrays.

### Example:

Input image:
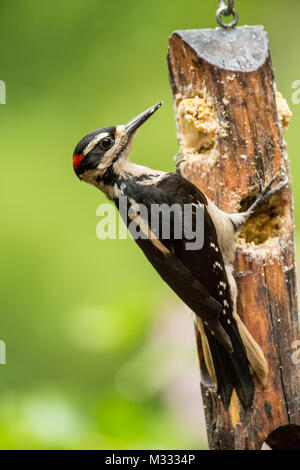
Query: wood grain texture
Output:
[[168, 26, 300, 450]]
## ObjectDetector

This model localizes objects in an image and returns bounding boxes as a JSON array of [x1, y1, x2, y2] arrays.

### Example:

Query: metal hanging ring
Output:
[[216, 1, 239, 29]]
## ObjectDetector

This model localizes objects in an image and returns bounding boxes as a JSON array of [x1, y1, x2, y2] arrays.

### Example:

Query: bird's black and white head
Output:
[[73, 102, 162, 193]]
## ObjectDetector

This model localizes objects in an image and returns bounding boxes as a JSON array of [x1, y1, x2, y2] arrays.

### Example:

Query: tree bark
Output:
[[168, 26, 300, 450]]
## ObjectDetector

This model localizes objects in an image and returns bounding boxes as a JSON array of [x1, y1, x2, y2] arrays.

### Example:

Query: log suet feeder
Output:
[[167, 3, 300, 450]]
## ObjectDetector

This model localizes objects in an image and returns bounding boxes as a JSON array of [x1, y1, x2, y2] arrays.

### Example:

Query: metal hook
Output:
[[218, 0, 235, 15], [216, 0, 239, 29]]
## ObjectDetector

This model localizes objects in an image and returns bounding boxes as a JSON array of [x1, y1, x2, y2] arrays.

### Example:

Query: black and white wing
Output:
[[117, 172, 254, 407]]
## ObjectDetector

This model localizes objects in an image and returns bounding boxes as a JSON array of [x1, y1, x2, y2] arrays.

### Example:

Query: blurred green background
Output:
[[0, 0, 299, 449]]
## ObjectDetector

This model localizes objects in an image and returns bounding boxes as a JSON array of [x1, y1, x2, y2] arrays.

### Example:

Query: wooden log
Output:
[[168, 26, 300, 450]]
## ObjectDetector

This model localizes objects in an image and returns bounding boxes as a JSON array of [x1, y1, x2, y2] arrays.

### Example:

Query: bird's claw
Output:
[[247, 171, 288, 214], [260, 171, 288, 197], [174, 153, 186, 173]]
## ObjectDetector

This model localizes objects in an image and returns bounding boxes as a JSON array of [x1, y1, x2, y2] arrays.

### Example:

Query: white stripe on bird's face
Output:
[[83, 126, 129, 187], [83, 132, 109, 156]]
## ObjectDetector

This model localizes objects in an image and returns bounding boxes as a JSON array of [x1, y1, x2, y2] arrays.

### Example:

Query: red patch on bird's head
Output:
[[73, 153, 84, 170]]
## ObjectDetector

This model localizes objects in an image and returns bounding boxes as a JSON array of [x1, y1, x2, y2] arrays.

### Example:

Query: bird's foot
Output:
[[246, 171, 288, 215], [174, 152, 186, 174], [235, 270, 253, 279]]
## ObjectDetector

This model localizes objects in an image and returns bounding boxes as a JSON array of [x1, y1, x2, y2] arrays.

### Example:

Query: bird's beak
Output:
[[125, 102, 163, 138]]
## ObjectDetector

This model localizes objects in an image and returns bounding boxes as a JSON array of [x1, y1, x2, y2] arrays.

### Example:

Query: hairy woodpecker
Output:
[[73, 102, 287, 408]]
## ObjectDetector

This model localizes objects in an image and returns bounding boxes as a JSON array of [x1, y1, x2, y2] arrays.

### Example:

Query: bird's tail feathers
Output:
[[195, 316, 268, 408], [233, 313, 268, 387]]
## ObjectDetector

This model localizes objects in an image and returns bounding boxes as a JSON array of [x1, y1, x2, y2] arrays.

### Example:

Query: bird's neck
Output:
[[114, 159, 162, 179], [99, 157, 165, 200]]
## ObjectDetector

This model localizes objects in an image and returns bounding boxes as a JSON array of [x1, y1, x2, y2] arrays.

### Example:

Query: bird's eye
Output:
[[100, 137, 113, 150]]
